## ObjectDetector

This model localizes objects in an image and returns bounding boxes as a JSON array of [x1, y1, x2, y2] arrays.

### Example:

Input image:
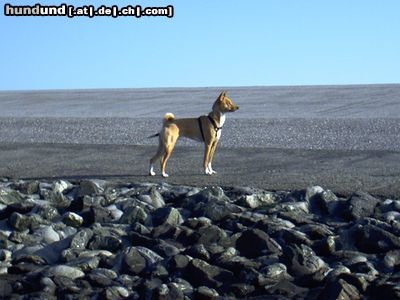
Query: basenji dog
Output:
[[148, 91, 239, 177]]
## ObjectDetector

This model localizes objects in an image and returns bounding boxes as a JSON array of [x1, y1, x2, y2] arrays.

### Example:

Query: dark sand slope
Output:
[[0, 84, 399, 197], [1, 143, 400, 198]]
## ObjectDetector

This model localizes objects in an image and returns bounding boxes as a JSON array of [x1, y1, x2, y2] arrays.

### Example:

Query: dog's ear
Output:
[[218, 91, 226, 100]]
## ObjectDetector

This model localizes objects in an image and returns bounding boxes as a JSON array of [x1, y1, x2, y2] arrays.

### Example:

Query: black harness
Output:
[[198, 115, 222, 141]]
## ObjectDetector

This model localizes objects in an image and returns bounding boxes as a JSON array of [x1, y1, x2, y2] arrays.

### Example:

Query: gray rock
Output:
[[135, 246, 163, 264], [88, 232, 122, 252], [46, 265, 85, 279], [238, 192, 276, 209], [67, 256, 100, 272], [383, 250, 400, 270], [305, 186, 325, 202], [51, 180, 70, 194], [151, 207, 184, 226], [236, 229, 282, 258], [299, 223, 334, 239], [355, 224, 400, 253], [62, 212, 83, 227], [261, 263, 291, 281], [344, 191, 381, 220], [197, 225, 228, 246], [188, 186, 230, 204], [119, 206, 148, 225], [15, 181, 39, 195], [34, 205, 59, 221], [381, 211, 400, 222], [45, 191, 71, 208], [34, 225, 60, 244], [196, 200, 244, 222], [70, 228, 93, 249], [377, 199, 400, 214], [88, 274, 114, 287], [78, 179, 106, 196], [153, 240, 180, 257], [282, 244, 328, 279], [168, 278, 194, 296], [194, 286, 219, 300], [318, 279, 360, 300], [277, 228, 313, 246], [8, 212, 45, 231], [263, 279, 308, 298], [0, 189, 25, 205], [149, 187, 166, 208], [230, 283, 256, 297], [102, 286, 130, 299], [184, 258, 233, 288], [185, 244, 210, 261], [215, 253, 261, 274], [137, 188, 166, 209], [120, 246, 162, 275], [170, 254, 190, 269], [89, 206, 115, 224]]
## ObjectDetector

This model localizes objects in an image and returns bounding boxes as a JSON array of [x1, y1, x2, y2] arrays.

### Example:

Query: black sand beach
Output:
[[0, 84, 399, 196]]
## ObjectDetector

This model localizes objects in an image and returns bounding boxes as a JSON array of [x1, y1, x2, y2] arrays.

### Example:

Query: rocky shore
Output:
[[0, 178, 399, 299]]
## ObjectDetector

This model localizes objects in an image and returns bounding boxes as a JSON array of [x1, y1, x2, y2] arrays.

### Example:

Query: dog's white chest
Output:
[[216, 114, 225, 140], [216, 129, 222, 139], [219, 114, 226, 127]]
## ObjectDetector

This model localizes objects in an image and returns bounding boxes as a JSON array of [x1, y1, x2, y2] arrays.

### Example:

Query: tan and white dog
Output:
[[148, 91, 239, 177]]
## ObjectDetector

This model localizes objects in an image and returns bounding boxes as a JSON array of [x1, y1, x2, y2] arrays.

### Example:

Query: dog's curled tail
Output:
[[164, 112, 175, 123]]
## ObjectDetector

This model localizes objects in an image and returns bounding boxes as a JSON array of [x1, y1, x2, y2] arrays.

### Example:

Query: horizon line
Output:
[[0, 82, 399, 93]]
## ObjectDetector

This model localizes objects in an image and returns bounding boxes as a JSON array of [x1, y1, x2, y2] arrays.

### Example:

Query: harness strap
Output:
[[207, 116, 222, 138], [198, 116, 222, 141], [198, 117, 205, 141]]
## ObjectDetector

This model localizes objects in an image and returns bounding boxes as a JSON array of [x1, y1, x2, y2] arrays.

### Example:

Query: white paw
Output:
[[149, 166, 156, 176], [162, 172, 169, 178], [206, 164, 217, 175], [207, 163, 217, 175]]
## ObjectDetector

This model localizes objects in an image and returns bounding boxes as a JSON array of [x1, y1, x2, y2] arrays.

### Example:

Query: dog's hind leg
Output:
[[149, 137, 163, 176], [160, 136, 177, 178]]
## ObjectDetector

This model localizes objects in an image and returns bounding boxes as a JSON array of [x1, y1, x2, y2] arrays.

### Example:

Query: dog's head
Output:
[[213, 91, 239, 113]]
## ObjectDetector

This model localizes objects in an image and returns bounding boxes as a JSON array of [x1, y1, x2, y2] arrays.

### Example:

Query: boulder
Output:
[[70, 228, 93, 249], [120, 246, 163, 275], [281, 244, 328, 286], [62, 212, 83, 227], [78, 179, 106, 196], [8, 212, 45, 231], [355, 224, 400, 253], [343, 191, 380, 220], [318, 279, 360, 300], [237, 192, 276, 209], [236, 229, 282, 258], [119, 206, 148, 225], [46, 265, 85, 280], [194, 286, 219, 300], [151, 207, 184, 227], [184, 258, 233, 288]]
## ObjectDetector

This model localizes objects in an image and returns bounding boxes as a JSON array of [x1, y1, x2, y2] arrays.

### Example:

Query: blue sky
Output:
[[1, 0, 399, 90]]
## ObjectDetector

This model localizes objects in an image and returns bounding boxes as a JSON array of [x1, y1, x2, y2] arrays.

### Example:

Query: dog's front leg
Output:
[[207, 140, 218, 174], [203, 143, 213, 175]]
